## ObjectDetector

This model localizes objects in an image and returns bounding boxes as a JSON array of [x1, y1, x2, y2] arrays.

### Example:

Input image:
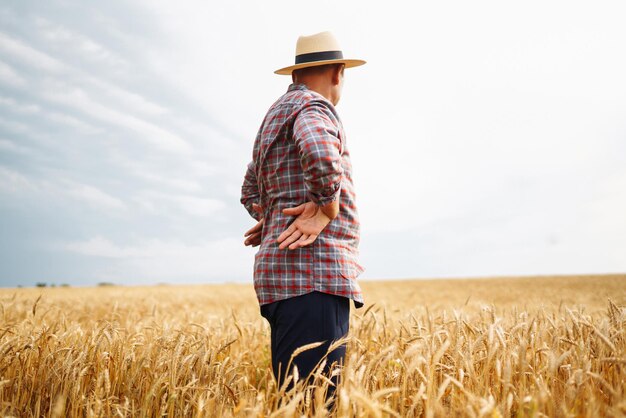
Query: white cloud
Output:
[[0, 138, 30, 154], [134, 170, 203, 194], [0, 116, 30, 134], [0, 168, 126, 212], [134, 190, 225, 217], [45, 111, 101, 134], [42, 83, 191, 154], [0, 96, 40, 113], [0, 31, 64, 72], [29, 17, 169, 117], [63, 180, 126, 211], [61, 236, 252, 282], [0, 60, 26, 86], [63, 236, 142, 258], [173, 195, 225, 216], [0, 166, 36, 192], [1, 28, 176, 148], [86, 77, 168, 117], [0, 96, 100, 135], [34, 17, 129, 74], [107, 150, 204, 193]]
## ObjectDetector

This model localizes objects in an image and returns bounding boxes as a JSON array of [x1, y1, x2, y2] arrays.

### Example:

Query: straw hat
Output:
[[274, 31, 366, 75]]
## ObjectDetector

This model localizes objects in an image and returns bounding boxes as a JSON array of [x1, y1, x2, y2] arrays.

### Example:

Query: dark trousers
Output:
[[260, 291, 350, 393]]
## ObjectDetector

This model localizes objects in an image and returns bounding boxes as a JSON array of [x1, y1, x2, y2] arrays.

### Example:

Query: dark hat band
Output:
[[295, 50, 343, 65]]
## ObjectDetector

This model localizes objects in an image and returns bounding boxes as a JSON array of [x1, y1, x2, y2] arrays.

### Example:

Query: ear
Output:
[[331, 64, 345, 85]]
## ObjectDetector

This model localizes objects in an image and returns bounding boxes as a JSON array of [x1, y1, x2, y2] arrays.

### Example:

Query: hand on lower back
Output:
[[244, 203, 264, 247], [277, 201, 332, 250]]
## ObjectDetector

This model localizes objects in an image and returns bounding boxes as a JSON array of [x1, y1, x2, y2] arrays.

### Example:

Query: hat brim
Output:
[[274, 59, 366, 75]]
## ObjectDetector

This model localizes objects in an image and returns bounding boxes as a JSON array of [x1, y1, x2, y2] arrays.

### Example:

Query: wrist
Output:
[[320, 199, 339, 220]]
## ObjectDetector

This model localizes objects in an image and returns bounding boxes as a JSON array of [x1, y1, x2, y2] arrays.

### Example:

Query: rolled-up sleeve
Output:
[[293, 101, 343, 206], [241, 160, 261, 221]]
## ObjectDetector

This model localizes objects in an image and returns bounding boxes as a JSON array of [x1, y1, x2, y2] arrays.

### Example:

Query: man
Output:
[[240, 31, 365, 393]]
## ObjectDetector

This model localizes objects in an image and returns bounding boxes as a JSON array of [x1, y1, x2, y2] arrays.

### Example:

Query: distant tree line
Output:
[[33, 282, 117, 288], [35, 283, 70, 288]]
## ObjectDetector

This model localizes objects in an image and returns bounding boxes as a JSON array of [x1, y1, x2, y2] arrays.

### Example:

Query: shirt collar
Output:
[[287, 83, 309, 92]]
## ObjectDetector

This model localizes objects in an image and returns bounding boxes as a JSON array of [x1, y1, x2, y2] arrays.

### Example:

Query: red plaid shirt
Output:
[[241, 83, 364, 308]]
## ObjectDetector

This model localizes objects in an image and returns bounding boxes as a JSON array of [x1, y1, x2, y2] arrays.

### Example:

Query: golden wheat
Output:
[[1, 274, 624, 417]]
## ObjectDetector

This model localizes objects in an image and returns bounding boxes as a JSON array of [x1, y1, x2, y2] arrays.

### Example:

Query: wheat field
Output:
[[1, 274, 625, 417]]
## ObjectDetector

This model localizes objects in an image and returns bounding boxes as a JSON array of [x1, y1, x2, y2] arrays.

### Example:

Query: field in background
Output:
[[1, 274, 625, 417]]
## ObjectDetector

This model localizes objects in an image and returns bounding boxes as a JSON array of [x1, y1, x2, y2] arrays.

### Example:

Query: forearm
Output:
[[241, 161, 261, 220], [294, 103, 344, 222]]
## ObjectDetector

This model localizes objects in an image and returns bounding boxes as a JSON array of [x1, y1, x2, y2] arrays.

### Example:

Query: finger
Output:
[[245, 230, 258, 243], [292, 234, 318, 249], [251, 235, 261, 247], [244, 225, 259, 237], [283, 203, 305, 216], [288, 234, 309, 250], [277, 223, 297, 243], [278, 230, 302, 250], [246, 218, 264, 235], [245, 231, 262, 246], [249, 233, 262, 247]]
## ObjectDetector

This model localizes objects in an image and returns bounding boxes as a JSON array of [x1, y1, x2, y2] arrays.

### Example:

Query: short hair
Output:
[[292, 63, 344, 81]]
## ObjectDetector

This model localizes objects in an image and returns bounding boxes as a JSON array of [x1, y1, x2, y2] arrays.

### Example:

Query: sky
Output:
[[0, 0, 625, 287]]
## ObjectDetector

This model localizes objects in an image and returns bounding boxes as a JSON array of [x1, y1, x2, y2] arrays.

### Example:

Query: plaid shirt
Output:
[[241, 83, 364, 308]]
